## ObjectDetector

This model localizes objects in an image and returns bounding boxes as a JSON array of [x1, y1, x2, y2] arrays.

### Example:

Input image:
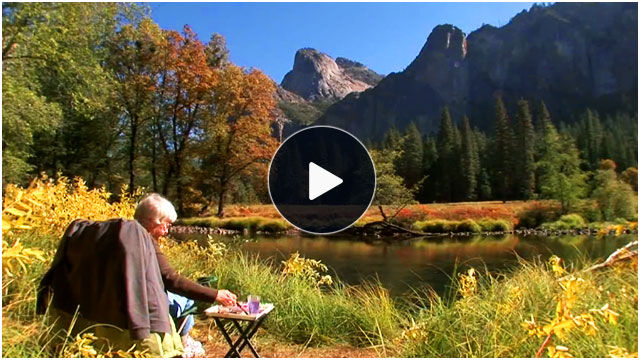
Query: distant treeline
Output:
[[371, 97, 637, 209]]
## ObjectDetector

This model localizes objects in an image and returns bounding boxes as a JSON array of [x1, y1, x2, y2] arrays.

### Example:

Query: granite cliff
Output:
[[275, 49, 383, 129], [281, 48, 383, 102], [314, 2, 638, 141]]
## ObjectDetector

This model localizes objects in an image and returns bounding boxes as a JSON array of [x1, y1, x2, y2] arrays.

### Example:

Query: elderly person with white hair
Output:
[[38, 193, 236, 357], [134, 193, 237, 355]]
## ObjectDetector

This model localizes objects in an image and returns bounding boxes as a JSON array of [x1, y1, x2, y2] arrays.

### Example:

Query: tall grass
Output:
[[162, 238, 400, 348], [396, 257, 638, 357]]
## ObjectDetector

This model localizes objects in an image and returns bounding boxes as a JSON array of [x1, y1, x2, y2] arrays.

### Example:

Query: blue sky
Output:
[[148, 2, 536, 83]]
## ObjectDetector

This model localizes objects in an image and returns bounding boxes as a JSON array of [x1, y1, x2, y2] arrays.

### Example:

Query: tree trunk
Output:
[[151, 130, 158, 192], [128, 119, 138, 195], [174, 153, 184, 216], [217, 180, 227, 218], [162, 164, 174, 196]]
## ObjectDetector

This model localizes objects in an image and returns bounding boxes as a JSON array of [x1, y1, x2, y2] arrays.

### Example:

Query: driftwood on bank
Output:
[[583, 240, 638, 272], [361, 220, 432, 237], [352, 205, 460, 239], [355, 205, 434, 237], [559, 240, 638, 281]]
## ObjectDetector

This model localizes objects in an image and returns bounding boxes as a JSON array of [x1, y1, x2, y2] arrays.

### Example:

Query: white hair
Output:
[[134, 193, 177, 226]]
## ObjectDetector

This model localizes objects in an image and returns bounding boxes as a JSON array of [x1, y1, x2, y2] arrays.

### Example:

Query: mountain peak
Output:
[[409, 24, 467, 74], [281, 48, 382, 101]]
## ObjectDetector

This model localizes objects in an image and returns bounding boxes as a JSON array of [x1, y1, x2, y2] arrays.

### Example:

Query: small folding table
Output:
[[205, 303, 274, 358]]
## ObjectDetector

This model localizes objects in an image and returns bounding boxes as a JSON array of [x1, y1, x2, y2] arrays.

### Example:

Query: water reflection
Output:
[[172, 232, 636, 297]]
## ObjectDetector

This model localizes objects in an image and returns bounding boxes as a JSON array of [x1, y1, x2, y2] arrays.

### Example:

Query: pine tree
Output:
[[436, 107, 456, 201], [370, 149, 417, 205], [478, 168, 493, 200], [422, 137, 438, 171], [534, 101, 552, 137], [576, 109, 603, 170], [418, 137, 438, 202], [493, 96, 514, 201], [396, 122, 424, 189], [382, 125, 402, 151], [460, 116, 479, 200], [514, 99, 535, 199], [537, 122, 586, 213]]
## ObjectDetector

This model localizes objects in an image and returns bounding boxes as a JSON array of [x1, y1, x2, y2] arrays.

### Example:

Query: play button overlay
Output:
[[308, 162, 343, 200], [268, 126, 376, 234]]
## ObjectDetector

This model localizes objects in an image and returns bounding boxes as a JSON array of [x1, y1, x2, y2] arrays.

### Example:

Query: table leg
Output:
[[236, 316, 269, 356], [222, 315, 269, 358], [230, 320, 260, 357], [214, 318, 242, 358]]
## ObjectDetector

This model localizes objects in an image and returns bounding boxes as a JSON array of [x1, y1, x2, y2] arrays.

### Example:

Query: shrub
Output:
[[477, 218, 512, 232], [516, 203, 561, 229], [541, 213, 586, 230], [414, 220, 451, 233], [2, 175, 140, 236], [592, 169, 637, 221], [256, 218, 289, 233], [396, 257, 638, 357], [457, 219, 482, 233], [414, 219, 482, 233], [574, 199, 603, 222]]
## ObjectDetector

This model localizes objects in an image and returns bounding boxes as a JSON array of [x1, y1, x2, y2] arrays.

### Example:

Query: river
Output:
[[172, 232, 636, 297]]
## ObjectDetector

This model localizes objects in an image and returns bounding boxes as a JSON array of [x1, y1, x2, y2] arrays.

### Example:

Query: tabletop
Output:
[[205, 303, 274, 321]]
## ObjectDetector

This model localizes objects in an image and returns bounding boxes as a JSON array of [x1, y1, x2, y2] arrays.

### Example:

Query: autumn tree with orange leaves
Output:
[[103, 16, 278, 215], [199, 64, 277, 217], [150, 26, 217, 213]]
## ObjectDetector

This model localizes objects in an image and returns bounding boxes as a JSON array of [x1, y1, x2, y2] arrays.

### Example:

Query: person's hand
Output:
[[215, 290, 237, 307]]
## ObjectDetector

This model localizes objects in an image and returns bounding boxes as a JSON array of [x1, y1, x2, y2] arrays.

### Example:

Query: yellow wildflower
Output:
[[549, 255, 565, 276], [607, 345, 638, 358], [458, 268, 477, 298], [548, 345, 574, 358], [589, 303, 620, 326]]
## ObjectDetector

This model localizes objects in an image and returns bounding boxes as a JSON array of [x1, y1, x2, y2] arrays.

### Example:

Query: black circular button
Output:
[[268, 126, 376, 234]]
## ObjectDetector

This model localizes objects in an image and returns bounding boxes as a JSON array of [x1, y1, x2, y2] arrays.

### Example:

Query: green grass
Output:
[[176, 216, 291, 233]]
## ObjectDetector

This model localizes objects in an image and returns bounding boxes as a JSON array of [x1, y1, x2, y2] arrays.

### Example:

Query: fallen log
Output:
[[560, 240, 638, 281], [361, 220, 433, 237]]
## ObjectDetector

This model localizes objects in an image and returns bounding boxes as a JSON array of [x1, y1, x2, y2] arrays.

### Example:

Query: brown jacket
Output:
[[37, 219, 171, 339]]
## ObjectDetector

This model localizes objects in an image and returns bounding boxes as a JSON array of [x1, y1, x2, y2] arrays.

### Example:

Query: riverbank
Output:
[[175, 201, 637, 237]]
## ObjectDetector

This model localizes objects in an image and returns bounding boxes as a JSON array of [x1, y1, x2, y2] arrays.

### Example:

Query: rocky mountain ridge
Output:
[[313, 2, 638, 141], [280, 48, 383, 102]]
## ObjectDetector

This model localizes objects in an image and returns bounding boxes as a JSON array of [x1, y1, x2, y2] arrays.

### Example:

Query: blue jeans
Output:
[[167, 291, 195, 337]]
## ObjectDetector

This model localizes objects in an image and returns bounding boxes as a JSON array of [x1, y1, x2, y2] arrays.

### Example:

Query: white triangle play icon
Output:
[[308, 162, 343, 200]]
